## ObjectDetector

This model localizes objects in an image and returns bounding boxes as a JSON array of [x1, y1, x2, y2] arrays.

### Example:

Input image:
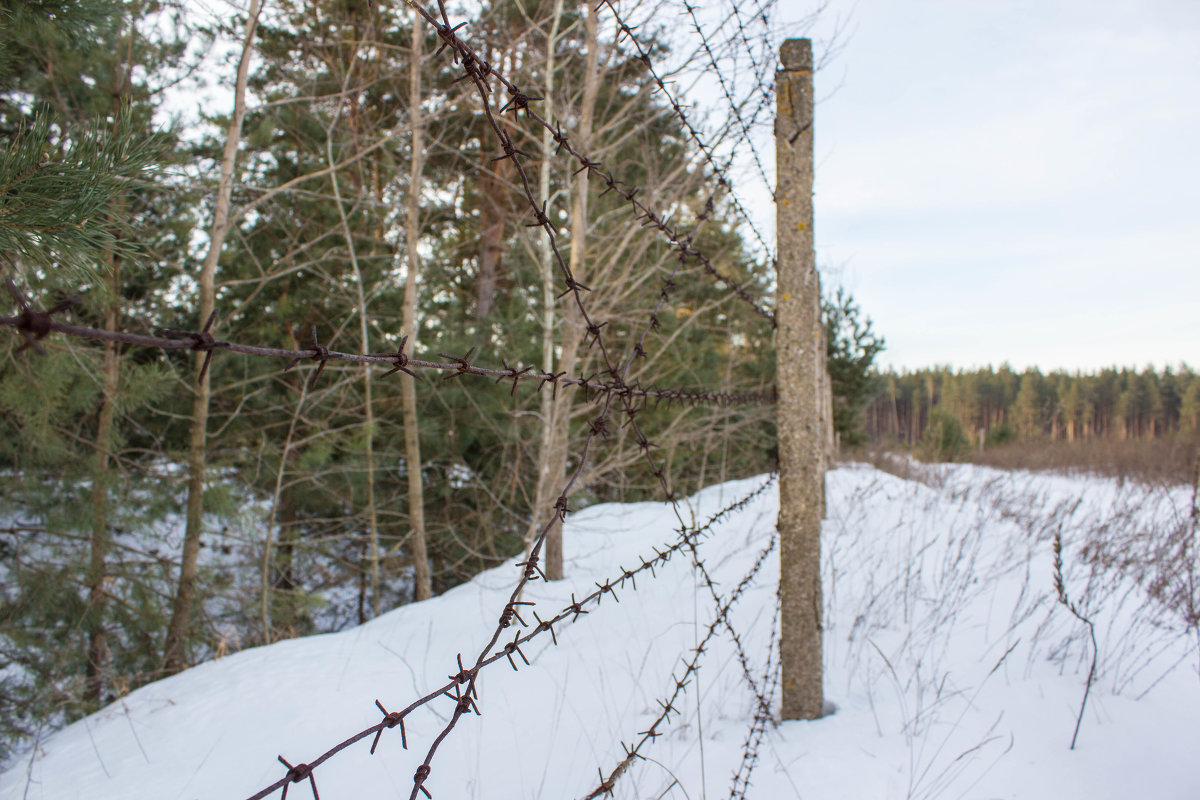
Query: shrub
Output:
[[986, 423, 1017, 447], [921, 411, 970, 462]]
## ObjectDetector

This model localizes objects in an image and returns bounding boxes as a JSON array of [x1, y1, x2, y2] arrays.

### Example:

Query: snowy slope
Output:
[[3, 466, 1198, 800]]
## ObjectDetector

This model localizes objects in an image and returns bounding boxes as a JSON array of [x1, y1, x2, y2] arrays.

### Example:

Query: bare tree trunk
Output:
[[524, 0, 598, 580], [163, 0, 260, 671], [324, 22, 382, 619], [403, 8, 432, 602], [85, 26, 138, 700], [777, 38, 824, 721], [525, 0, 567, 576], [475, 51, 513, 327], [261, 373, 308, 644]]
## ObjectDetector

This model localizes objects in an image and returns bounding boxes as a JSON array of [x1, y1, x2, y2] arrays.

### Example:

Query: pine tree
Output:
[[1, 0, 189, 750], [821, 287, 885, 447]]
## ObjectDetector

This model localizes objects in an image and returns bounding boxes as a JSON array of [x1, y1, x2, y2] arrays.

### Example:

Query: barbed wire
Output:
[[729, 594, 782, 800], [580, 524, 779, 800], [286, 4, 784, 793], [683, 508, 773, 710], [239, 474, 776, 800], [405, 0, 776, 327], [597, 0, 773, 258], [390, 2, 751, 789], [3, 1, 794, 795], [728, 0, 778, 112], [0, 283, 774, 409], [682, 0, 777, 202]]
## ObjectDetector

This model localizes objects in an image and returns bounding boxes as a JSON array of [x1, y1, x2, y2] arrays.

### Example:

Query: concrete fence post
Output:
[[776, 37, 824, 720]]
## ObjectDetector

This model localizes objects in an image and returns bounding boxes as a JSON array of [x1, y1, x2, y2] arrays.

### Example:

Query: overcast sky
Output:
[[720, 0, 1199, 373], [182, 2, 1196, 373]]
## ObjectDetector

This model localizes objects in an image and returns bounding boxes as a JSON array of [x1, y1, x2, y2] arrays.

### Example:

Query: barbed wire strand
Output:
[[580, 525, 779, 800], [405, 0, 776, 326], [238, 473, 775, 800], [681, 0, 777, 200], [598, 0, 772, 258], [0, 286, 773, 409], [729, 593, 782, 799], [683, 511, 772, 711]]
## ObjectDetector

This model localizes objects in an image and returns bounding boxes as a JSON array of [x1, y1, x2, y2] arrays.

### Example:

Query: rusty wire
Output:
[[239, 474, 775, 800], [0, 282, 774, 409], [324, 5, 780, 793], [2, 2, 789, 794], [405, 0, 776, 327], [598, 0, 772, 258], [728, 593, 782, 800], [682, 0, 778, 203], [580, 524, 779, 800], [682, 511, 773, 712], [390, 2, 718, 789]]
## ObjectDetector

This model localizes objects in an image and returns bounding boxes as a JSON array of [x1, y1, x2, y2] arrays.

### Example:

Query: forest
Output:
[[0, 0, 782, 757], [862, 365, 1200, 465]]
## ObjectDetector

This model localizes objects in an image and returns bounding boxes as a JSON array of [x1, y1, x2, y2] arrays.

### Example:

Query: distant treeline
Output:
[[864, 365, 1200, 447]]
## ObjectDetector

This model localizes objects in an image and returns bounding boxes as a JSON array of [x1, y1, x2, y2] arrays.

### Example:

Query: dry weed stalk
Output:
[[1052, 528, 1097, 750]]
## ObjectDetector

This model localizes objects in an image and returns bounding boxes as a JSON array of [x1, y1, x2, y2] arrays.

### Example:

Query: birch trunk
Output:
[[403, 9, 432, 601], [525, 0, 598, 580], [163, 0, 261, 673], [526, 0, 567, 576]]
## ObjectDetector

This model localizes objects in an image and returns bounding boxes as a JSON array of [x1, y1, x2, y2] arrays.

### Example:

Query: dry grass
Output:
[[856, 449, 945, 489], [966, 437, 1200, 488]]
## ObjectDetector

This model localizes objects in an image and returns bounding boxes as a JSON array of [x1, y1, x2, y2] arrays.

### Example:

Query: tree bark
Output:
[[163, 0, 261, 674], [475, 52, 513, 327], [403, 8, 432, 602], [86, 23, 136, 702], [525, 0, 598, 580], [525, 0, 568, 578]]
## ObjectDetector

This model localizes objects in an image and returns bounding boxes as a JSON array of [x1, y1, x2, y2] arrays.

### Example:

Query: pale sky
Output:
[[699, 0, 1200, 372]]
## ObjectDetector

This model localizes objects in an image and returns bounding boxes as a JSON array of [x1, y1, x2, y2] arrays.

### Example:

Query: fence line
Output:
[[3, 1, 796, 796], [581, 525, 779, 800], [407, 0, 777, 327], [0, 286, 773, 409], [598, 0, 773, 257], [244, 474, 777, 800]]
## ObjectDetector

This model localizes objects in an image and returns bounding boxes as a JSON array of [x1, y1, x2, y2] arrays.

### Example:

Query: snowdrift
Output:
[[4, 465, 1198, 800]]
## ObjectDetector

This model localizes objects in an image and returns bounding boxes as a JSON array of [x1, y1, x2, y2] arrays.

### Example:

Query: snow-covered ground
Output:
[[3, 464, 1198, 800]]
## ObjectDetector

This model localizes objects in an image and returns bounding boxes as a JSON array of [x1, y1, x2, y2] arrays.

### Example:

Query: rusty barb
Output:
[[599, 0, 773, 257], [0, 285, 773, 409], [239, 474, 776, 800], [406, 0, 776, 328], [582, 522, 780, 800], [3, 278, 80, 356]]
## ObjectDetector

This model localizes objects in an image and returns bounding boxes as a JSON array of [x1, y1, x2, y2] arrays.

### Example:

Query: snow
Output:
[[3, 465, 1198, 800]]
